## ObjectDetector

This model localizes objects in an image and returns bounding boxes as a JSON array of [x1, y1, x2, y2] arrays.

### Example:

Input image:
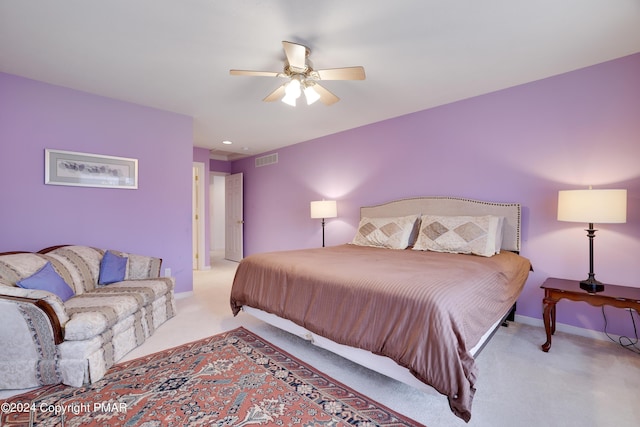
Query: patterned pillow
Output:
[[351, 214, 419, 249], [412, 215, 504, 257]]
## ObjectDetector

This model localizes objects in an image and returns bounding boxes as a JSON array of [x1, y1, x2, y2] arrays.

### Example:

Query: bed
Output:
[[230, 196, 531, 422]]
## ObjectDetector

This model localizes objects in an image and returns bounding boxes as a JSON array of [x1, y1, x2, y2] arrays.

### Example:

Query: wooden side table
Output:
[[541, 277, 640, 352]]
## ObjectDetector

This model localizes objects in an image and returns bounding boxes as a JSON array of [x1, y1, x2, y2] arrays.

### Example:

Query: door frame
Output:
[[192, 162, 207, 271]]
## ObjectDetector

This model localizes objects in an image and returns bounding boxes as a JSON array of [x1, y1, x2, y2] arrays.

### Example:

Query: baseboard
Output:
[[514, 314, 617, 343], [174, 291, 194, 300]]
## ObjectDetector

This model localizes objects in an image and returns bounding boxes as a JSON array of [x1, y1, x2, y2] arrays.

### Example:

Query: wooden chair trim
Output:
[[37, 245, 73, 254], [0, 294, 64, 345]]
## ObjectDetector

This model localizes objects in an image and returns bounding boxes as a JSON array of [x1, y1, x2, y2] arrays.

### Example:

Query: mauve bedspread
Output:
[[230, 244, 531, 421]]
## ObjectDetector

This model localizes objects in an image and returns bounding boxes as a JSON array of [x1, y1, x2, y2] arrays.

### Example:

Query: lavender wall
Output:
[[210, 159, 232, 174], [0, 73, 194, 293], [232, 53, 640, 336]]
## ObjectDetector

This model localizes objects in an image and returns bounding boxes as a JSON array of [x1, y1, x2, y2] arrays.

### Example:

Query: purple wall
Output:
[[210, 159, 232, 174], [232, 53, 640, 336], [0, 73, 194, 293]]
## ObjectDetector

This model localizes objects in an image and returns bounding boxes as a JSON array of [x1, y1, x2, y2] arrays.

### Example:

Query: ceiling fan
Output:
[[230, 41, 365, 106]]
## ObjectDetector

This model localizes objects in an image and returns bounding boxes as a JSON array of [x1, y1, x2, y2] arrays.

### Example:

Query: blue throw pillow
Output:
[[98, 250, 128, 285], [16, 262, 75, 302]]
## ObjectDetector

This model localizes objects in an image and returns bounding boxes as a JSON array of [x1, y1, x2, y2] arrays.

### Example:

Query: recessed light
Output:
[[222, 140, 233, 145]]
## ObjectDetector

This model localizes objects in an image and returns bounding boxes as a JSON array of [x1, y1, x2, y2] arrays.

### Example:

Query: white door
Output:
[[192, 162, 206, 270], [209, 174, 226, 256], [225, 173, 243, 262]]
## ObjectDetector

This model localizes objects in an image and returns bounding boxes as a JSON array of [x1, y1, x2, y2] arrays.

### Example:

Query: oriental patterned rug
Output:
[[1, 327, 424, 426]]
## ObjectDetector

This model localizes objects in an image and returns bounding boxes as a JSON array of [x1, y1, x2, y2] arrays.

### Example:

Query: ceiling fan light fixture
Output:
[[303, 85, 320, 105], [282, 77, 302, 106], [284, 78, 301, 97], [281, 93, 297, 106]]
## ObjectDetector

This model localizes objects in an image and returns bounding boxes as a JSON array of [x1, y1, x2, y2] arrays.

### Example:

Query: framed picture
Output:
[[45, 149, 138, 189]]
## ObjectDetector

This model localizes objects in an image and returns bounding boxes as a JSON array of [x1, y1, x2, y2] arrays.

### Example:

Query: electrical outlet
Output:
[[164, 268, 171, 277]]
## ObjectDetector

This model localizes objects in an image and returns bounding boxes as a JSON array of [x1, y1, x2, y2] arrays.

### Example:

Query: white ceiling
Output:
[[2, 1, 640, 160]]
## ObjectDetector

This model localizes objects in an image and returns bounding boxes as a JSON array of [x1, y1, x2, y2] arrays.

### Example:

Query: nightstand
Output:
[[541, 277, 640, 352]]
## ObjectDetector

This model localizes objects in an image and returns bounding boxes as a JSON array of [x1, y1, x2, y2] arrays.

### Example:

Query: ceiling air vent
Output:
[[255, 153, 278, 168]]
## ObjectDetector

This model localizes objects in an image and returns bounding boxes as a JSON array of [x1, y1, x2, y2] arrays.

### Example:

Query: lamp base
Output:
[[580, 277, 604, 293]]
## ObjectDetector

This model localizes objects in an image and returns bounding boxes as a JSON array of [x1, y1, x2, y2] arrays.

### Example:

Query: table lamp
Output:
[[557, 187, 627, 293], [310, 200, 337, 247]]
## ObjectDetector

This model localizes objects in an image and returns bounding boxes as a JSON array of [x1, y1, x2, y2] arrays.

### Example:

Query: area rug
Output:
[[1, 327, 425, 426]]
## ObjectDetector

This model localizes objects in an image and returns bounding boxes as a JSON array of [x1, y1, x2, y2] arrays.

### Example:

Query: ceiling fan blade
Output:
[[262, 84, 286, 102], [230, 69, 281, 77], [315, 66, 366, 80], [312, 83, 340, 105], [282, 41, 307, 71]]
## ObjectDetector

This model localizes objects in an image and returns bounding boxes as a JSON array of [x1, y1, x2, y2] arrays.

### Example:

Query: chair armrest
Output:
[[126, 253, 163, 279], [0, 294, 64, 344], [0, 285, 70, 325]]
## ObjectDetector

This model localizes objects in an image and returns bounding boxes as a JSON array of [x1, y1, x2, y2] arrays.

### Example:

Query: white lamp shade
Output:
[[284, 78, 301, 97], [557, 189, 627, 223], [304, 85, 321, 105], [310, 200, 337, 219], [281, 94, 297, 106]]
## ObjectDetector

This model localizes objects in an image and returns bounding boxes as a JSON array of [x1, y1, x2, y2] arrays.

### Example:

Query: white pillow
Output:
[[412, 215, 504, 257], [351, 214, 420, 249]]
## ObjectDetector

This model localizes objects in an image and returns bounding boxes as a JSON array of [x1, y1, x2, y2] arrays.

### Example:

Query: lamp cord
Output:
[[602, 306, 640, 355]]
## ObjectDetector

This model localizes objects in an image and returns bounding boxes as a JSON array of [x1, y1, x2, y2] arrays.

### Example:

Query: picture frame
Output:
[[45, 149, 138, 189]]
